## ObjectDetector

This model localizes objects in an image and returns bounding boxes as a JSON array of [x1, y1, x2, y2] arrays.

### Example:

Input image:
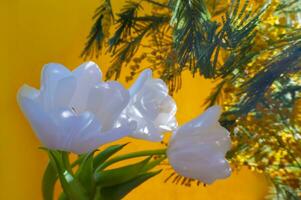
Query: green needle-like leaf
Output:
[[93, 143, 128, 170], [97, 149, 166, 170], [95, 157, 151, 187], [76, 152, 96, 197], [100, 170, 162, 200], [42, 161, 58, 200], [141, 156, 166, 172], [48, 151, 89, 200]]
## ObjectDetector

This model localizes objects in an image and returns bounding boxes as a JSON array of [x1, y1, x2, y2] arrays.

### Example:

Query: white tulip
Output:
[[18, 62, 135, 154], [167, 106, 231, 184], [117, 69, 177, 142]]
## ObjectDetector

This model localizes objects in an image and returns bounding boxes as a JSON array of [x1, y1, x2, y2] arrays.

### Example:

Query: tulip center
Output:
[[71, 106, 78, 114]]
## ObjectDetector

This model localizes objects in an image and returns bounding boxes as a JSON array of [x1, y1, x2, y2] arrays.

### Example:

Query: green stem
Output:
[[96, 148, 167, 171], [71, 155, 85, 168], [61, 152, 73, 174]]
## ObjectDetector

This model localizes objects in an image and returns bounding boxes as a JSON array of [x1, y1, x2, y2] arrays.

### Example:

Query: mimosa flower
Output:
[[167, 106, 231, 184], [117, 69, 177, 142], [18, 62, 135, 154]]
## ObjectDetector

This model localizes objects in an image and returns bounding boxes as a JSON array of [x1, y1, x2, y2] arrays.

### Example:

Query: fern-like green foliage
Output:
[[81, 0, 114, 58], [82, 0, 267, 89], [231, 43, 301, 116], [170, 0, 216, 77]]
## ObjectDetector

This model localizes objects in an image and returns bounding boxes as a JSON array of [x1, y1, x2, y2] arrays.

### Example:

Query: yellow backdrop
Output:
[[0, 0, 269, 199]]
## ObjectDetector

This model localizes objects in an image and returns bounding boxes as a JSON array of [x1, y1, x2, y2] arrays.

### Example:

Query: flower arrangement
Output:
[[18, 61, 231, 200]]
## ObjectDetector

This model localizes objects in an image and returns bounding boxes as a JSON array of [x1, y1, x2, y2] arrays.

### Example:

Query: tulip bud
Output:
[[167, 106, 231, 184]]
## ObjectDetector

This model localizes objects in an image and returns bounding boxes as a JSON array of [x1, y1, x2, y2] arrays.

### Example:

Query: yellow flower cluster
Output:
[[220, 1, 301, 194]]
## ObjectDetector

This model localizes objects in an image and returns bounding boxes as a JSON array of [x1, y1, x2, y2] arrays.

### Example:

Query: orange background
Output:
[[1, 0, 269, 199]]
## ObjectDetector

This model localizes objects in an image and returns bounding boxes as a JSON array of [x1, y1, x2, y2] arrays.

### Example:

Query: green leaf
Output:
[[76, 152, 96, 197], [141, 156, 166, 172], [95, 157, 151, 187], [71, 155, 85, 168], [97, 149, 166, 170], [100, 170, 162, 200], [94, 143, 128, 171], [42, 161, 58, 200], [48, 151, 89, 200]]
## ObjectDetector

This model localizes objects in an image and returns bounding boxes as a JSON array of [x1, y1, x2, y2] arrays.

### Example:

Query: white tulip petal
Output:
[[145, 78, 168, 94], [18, 96, 61, 149], [129, 69, 152, 96], [49, 109, 102, 154], [69, 120, 136, 154], [18, 84, 40, 100], [168, 146, 230, 184], [73, 61, 102, 80], [155, 106, 177, 132], [86, 81, 130, 131], [40, 63, 72, 111], [53, 76, 77, 109], [96, 121, 136, 146], [41, 63, 71, 87], [159, 96, 177, 114], [70, 61, 102, 112], [171, 128, 231, 154], [131, 124, 164, 142], [190, 105, 222, 128]]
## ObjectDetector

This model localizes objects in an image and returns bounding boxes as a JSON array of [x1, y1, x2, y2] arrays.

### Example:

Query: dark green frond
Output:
[[108, 1, 142, 52], [237, 44, 301, 115], [106, 12, 170, 80], [204, 79, 226, 107], [276, 0, 301, 12], [220, 0, 268, 49], [81, 0, 114, 58], [145, 0, 170, 8], [170, 0, 217, 78]]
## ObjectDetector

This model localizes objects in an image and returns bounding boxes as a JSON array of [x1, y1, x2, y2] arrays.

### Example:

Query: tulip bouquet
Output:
[[18, 61, 231, 200]]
